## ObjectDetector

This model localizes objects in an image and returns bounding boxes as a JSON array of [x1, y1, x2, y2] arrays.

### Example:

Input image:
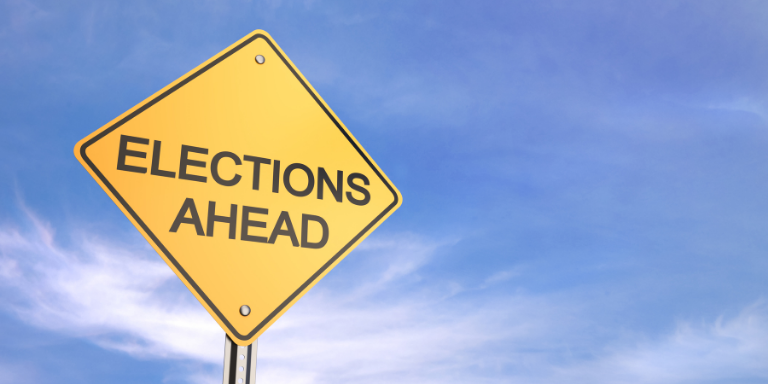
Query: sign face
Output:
[[74, 30, 401, 345]]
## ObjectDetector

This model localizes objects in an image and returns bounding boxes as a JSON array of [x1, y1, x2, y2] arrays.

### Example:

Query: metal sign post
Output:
[[223, 335, 257, 384]]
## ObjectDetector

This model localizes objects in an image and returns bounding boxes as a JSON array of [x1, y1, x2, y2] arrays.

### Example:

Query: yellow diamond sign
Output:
[[73, 30, 402, 345]]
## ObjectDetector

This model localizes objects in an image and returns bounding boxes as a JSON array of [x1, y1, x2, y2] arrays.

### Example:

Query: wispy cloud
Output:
[[550, 302, 768, 384], [707, 98, 768, 122], [0, 207, 222, 364], [0, 361, 26, 384], [2, 207, 768, 383]]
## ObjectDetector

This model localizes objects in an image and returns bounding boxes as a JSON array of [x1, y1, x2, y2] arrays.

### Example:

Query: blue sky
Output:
[[2, 1, 768, 383]]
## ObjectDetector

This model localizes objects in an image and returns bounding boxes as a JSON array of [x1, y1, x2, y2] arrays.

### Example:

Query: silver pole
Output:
[[223, 334, 257, 384]]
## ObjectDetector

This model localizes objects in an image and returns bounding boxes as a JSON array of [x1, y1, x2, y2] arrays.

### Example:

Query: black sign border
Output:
[[79, 33, 399, 342]]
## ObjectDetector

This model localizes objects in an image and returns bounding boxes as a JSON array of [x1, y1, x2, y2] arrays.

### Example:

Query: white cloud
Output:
[[482, 268, 521, 287], [0, 362, 26, 384], [0, 208, 223, 364], [2, 207, 768, 383], [258, 288, 572, 384], [547, 302, 768, 384], [707, 98, 768, 122]]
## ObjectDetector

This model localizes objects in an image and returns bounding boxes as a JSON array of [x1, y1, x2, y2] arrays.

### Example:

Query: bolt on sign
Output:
[[74, 30, 402, 345]]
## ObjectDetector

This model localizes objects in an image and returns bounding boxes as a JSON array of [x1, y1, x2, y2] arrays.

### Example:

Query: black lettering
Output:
[[150, 140, 176, 178], [211, 151, 242, 186], [169, 198, 204, 235], [317, 168, 343, 202], [268, 211, 299, 246], [206, 201, 237, 240], [117, 135, 148, 173], [284, 163, 315, 197], [179, 145, 208, 183], [272, 160, 281, 193], [346, 173, 370, 206], [243, 155, 271, 190], [241, 206, 268, 243], [301, 214, 329, 249]]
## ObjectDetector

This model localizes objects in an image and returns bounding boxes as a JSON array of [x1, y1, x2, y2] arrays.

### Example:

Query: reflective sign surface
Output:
[[74, 30, 401, 345]]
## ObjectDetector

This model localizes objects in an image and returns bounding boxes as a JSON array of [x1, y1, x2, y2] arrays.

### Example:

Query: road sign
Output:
[[74, 30, 401, 345]]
